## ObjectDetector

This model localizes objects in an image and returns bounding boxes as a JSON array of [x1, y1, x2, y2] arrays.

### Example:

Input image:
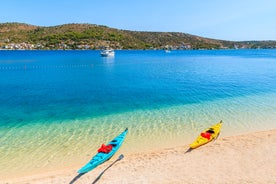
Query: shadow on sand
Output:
[[185, 148, 193, 154], [69, 173, 85, 184], [69, 154, 124, 184], [92, 154, 124, 184]]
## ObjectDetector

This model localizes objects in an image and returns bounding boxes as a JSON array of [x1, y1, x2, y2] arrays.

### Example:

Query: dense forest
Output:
[[0, 23, 275, 50]]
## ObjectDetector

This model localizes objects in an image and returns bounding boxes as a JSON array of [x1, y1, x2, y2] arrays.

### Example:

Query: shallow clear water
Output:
[[0, 50, 276, 177]]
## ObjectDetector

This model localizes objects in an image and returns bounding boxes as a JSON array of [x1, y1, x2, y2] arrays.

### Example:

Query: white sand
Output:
[[3, 129, 276, 184]]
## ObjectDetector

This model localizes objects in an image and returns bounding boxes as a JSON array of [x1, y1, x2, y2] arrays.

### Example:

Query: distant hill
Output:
[[0, 22, 275, 50]]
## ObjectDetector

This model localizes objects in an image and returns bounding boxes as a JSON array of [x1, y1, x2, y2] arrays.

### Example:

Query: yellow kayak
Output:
[[190, 121, 222, 149]]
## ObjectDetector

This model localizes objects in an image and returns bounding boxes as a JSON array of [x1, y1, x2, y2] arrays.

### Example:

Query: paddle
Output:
[[92, 154, 124, 184]]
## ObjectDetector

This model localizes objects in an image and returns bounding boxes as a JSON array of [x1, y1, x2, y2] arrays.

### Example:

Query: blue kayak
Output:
[[78, 128, 128, 174]]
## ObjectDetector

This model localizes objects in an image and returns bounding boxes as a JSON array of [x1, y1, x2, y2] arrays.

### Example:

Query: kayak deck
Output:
[[78, 128, 128, 174], [190, 121, 222, 149]]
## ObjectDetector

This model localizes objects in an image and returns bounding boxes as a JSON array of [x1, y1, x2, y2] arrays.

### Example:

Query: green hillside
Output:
[[0, 23, 275, 50]]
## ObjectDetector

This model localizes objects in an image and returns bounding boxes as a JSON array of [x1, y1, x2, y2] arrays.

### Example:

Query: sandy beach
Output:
[[3, 129, 275, 184]]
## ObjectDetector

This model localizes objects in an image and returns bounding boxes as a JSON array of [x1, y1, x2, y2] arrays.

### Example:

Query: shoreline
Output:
[[3, 128, 275, 184]]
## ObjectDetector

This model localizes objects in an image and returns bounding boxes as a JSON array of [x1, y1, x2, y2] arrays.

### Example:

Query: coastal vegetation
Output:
[[0, 22, 276, 50]]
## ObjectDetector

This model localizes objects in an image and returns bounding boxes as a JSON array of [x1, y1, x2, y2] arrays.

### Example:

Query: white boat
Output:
[[100, 49, 115, 57]]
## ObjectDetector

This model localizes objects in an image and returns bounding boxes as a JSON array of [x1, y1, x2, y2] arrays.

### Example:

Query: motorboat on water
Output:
[[100, 49, 115, 57]]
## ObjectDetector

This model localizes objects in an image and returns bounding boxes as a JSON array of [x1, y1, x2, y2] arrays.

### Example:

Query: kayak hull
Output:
[[78, 128, 128, 174], [190, 121, 222, 149]]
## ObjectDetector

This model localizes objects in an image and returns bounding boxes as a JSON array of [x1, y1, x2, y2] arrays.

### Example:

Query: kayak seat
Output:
[[110, 140, 118, 147], [206, 129, 215, 134], [110, 143, 118, 147]]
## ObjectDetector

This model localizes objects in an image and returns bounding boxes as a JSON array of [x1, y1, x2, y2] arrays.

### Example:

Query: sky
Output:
[[0, 0, 275, 41]]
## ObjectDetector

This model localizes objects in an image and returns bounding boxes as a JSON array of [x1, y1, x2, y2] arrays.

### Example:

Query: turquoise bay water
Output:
[[0, 50, 276, 177]]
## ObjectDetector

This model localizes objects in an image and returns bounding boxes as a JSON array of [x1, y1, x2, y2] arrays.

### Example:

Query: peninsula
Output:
[[0, 22, 276, 50]]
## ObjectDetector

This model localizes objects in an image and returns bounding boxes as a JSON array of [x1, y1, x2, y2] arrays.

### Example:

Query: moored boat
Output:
[[164, 49, 171, 53], [100, 49, 115, 57]]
